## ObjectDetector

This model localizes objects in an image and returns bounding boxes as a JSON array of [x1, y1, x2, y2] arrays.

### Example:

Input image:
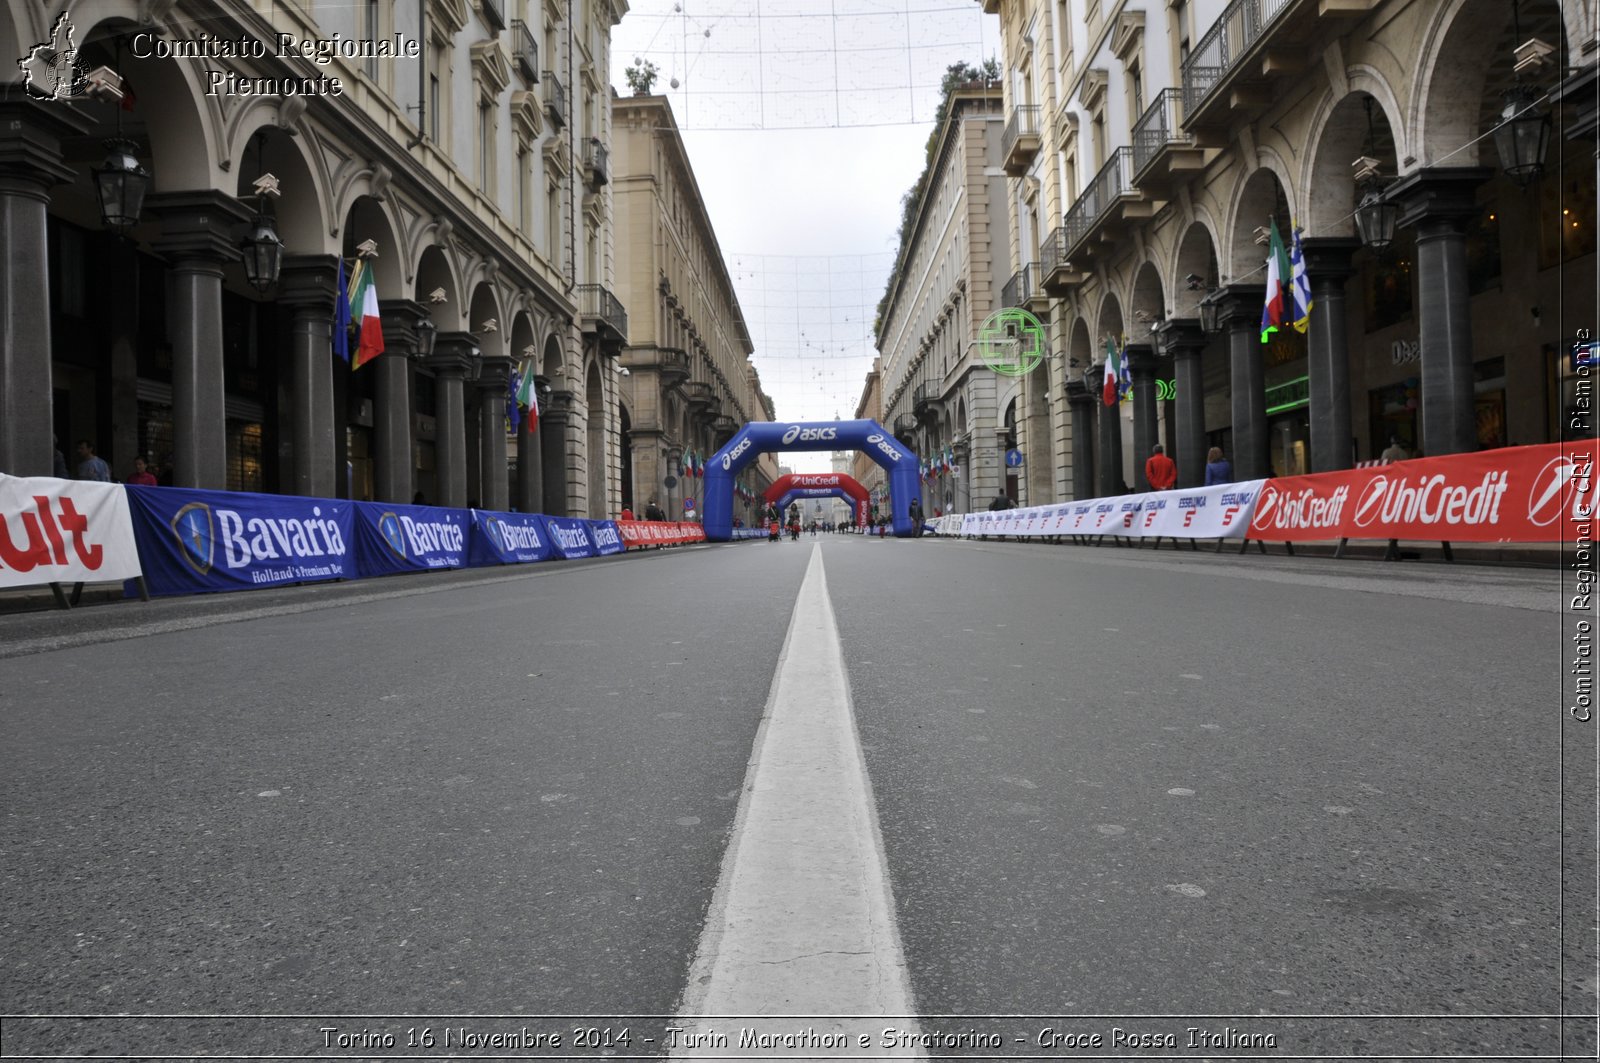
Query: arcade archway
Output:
[[705, 419, 921, 540]]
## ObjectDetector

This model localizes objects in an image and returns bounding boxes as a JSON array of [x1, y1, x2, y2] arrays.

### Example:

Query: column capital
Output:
[[147, 190, 252, 265], [424, 330, 479, 377], [1124, 342, 1158, 375], [544, 388, 577, 416], [0, 93, 94, 191], [1156, 317, 1209, 358], [1209, 283, 1262, 330], [278, 253, 340, 311], [1389, 167, 1493, 232], [378, 298, 424, 353], [476, 353, 513, 390], [1298, 237, 1363, 281], [1065, 378, 1095, 406]]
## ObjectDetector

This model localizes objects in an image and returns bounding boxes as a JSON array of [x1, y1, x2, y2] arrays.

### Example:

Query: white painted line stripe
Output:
[[672, 543, 921, 1059]]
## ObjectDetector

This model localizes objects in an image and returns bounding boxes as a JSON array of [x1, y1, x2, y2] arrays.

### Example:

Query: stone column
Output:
[[375, 299, 421, 503], [146, 190, 252, 489], [1390, 168, 1493, 458], [1094, 362, 1124, 494], [278, 255, 340, 498], [515, 375, 546, 512], [1213, 283, 1268, 481], [476, 355, 512, 511], [0, 96, 90, 476], [424, 332, 477, 508], [1158, 319, 1210, 488], [541, 389, 576, 516], [1126, 343, 1159, 489], [1065, 379, 1096, 499], [1298, 237, 1361, 472]]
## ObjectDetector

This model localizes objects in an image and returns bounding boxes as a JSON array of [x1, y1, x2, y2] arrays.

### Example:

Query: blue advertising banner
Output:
[[467, 510, 555, 566], [125, 485, 355, 596], [589, 520, 624, 556], [543, 516, 596, 559], [352, 501, 469, 576]]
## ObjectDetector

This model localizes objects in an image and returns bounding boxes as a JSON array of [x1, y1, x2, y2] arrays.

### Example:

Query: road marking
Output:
[[672, 543, 921, 1058]]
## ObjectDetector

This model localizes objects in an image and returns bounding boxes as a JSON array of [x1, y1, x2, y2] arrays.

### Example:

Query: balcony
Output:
[[583, 137, 609, 189], [913, 382, 940, 423], [1181, 0, 1378, 136], [543, 71, 567, 128], [1038, 227, 1086, 294], [713, 414, 739, 437], [660, 346, 690, 388], [480, 0, 506, 32], [683, 381, 715, 412], [1061, 147, 1154, 264], [510, 20, 538, 83], [1000, 264, 1050, 317], [576, 284, 627, 350], [1131, 88, 1203, 190], [1002, 105, 1042, 176], [892, 413, 918, 439]]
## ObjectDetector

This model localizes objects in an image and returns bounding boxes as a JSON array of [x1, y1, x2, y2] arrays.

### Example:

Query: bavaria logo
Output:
[[482, 516, 505, 552], [379, 512, 408, 557], [1528, 456, 1590, 527], [171, 503, 215, 575]]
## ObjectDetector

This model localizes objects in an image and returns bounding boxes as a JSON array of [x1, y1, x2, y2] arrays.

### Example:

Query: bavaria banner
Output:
[[127, 485, 354, 596], [1247, 442, 1597, 543], [467, 510, 554, 566], [544, 517, 597, 559], [0, 474, 143, 589], [590, 521, 625, 556], [352, 501, 469, 576]]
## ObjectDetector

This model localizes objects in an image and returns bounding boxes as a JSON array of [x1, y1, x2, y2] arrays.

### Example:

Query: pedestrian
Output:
[[644, 496, 667, 522], [988, 492, 1010, 512], [1203, 446, 1232, 486], [1144, 444, 1177, 492], [53, 436, 70, 480], [412, 491, 428, 505], [620, 505, 635, 521], [909, 496, 923, 537], [1380, 435, 1410, 464], [75, 440, 111, 482], [126, 457, 158, 487]]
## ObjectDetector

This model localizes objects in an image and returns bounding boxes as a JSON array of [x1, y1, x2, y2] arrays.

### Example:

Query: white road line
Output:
[[672, 543, 922, 1060]]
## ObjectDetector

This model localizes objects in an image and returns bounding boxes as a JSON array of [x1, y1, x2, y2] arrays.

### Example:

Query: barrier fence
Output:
[[0, 476, 732, 602], [946, 441, 1596, 549]]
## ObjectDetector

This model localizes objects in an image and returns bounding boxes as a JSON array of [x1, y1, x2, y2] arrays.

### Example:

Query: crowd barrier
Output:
[[0, 475, 738, 602], [944, 441, 1596, 551]]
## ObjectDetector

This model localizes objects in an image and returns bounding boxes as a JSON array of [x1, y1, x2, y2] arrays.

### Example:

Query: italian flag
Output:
[[349, 259, 385, 369], [1260, 219, 1292, 343], [1102, 337, 1122, 407], [514, 358, 539, 433]]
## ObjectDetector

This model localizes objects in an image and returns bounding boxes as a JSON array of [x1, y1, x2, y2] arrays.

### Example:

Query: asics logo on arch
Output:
[[865, 433, 904, 461], [781, 425, 837, 445], [722, 437, 753, 470]]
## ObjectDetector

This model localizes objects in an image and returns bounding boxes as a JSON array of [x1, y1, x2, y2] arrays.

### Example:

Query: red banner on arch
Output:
[[1246, 441, 1597, 543]]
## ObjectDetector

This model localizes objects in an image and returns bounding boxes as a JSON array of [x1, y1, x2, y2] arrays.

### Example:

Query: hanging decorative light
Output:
[[239, 213, 283, 293], [1351, 97, 1398, 252], [415, 313, 438, 359], [94, 138, 150, 235], [1197, 291, 1221, 334], [1493, 83, 1551, 186]]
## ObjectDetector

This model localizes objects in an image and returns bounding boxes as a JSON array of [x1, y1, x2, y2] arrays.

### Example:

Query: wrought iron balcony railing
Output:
[[543, 72, 567, 127], [1002, 105, 1042, 175], [1132, 88, 1192, 179], [480, 0, 506, 32], [1063, 147, 1135, 258], [576, 284, 627, 345], [510, 20, 538, 83], [1180, 0, 1295, 120], [583, 138, 609, 188]]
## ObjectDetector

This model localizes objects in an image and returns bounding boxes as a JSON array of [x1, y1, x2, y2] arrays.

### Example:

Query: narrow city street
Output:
[[1, 538, 1591, 1058]]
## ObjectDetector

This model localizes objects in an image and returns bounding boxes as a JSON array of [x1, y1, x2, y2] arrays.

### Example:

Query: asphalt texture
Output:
[[0, 533, 1593, 1059]]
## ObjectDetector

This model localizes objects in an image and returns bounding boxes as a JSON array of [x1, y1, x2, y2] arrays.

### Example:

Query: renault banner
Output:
[[0, 474, 142, 589]]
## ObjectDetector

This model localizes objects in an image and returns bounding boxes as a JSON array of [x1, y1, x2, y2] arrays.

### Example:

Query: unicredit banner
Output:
[[1248, 442, 1597, 543], [0, 475, 143, 589], [128, 485, 354, 596], [467, 510, 554, 565], [352, 500, 468, 576]]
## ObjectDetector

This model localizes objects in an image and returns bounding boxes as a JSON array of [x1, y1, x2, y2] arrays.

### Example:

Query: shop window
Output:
[[226, 420, 263, 493], [1465, 210, 1500, 295], [1368, 380, 1418, 460], [1366, 229, 1414, 332], [1540, 162, 1598, 269], [1473, 356, 1506, 450], [414, 369, 437, 418], [222, 292, 262, 398], [137, 400, 175, 483]]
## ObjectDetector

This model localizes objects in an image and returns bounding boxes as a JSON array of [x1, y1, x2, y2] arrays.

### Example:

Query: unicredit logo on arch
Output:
[[793, 474, 841, 487], [1251, 483, 1349, 531], [1351, 471, 1509, 530]]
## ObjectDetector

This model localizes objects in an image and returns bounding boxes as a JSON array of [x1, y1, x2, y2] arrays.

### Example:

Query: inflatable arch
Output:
[[773, 489, 869, 528], [765, 472, 871, 529], [705, 419, 921, 541]]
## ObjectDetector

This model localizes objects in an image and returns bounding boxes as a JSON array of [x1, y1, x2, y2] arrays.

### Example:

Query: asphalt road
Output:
[[0, 534, 1592, 1059]]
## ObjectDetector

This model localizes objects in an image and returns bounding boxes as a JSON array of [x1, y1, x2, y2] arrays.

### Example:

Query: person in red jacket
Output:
[[1144, 444, 1177, 491]]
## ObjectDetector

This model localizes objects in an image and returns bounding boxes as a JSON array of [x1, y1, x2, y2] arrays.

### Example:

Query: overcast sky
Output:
[[608, 1, 1000, 473]]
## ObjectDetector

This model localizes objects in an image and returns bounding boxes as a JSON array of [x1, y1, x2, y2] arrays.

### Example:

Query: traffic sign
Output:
[[684, 497, 696, 511], [1005, 448, 1025, 468]]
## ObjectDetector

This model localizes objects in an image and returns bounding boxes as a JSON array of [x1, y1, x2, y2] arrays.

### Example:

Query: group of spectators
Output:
[[1141, 444, 1235, 491], [52, 437, 159, 486]]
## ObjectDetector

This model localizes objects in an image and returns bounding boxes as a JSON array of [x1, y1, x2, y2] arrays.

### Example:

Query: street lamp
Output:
[[239, 213, 283, 293], [1197, 291, 1221, 335], [1353, 185, 1398, 251], [416, 313, 438, 358], [94, 139, 149, 235], [1492, 83, 1551, 186]]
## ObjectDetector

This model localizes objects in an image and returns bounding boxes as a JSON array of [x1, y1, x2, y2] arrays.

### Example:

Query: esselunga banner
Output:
[[351, 500, 469, 575], [126, 484, 352, 596], [957, 481, 1268, 540], [467, 509, 554, 566], [0, 474, 143, 589], [1248, 441, 1598, 543]]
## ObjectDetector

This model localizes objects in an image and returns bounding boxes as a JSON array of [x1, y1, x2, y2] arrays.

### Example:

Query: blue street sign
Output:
[[1005, 448, 1025, 468]]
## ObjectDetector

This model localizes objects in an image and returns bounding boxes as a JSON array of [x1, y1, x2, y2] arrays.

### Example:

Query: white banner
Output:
[[953, 481, 1267, 541], [0, 475, 143, 588]]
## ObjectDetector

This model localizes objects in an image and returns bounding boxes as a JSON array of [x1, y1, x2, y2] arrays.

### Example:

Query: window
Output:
[[363, 0, 380, 79], [1129, 64, 1143, 119], [428, 73, 441, 141], [478, 103, 493, 194], [1092, 115, 1106, 168], [1175, 0, 1190, 66], [547, 179, 562, 259], [517, 148, 530, 233]]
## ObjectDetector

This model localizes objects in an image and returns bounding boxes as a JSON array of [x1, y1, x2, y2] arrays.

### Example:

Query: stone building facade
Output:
[[983, 0, 1597, 499], [611, 93, 778, 524], [876, 86, 1015, 516], [2, 0, 631, 518]]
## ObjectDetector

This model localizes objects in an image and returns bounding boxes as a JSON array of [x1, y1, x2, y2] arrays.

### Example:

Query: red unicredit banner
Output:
[[615, 520, 707, 547], [1247, 441, 1597, 543]]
